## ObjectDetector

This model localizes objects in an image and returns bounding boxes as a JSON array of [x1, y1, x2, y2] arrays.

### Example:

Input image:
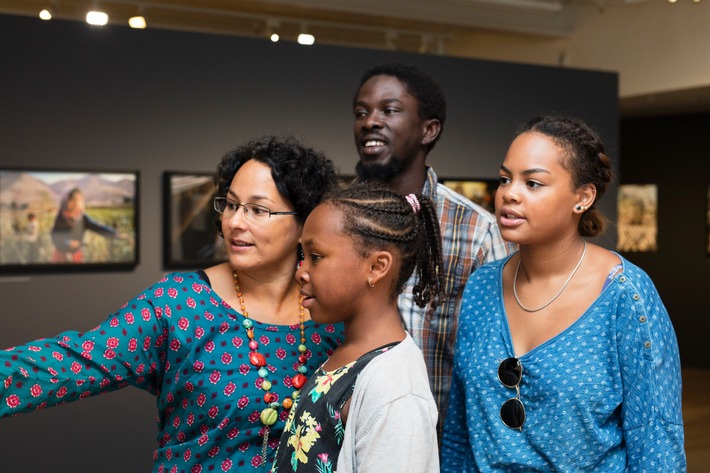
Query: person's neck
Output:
[[387, 166, 427, 196]]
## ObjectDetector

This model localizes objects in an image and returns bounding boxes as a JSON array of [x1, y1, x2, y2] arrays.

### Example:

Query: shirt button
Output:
[[639, 315, 647, 323], [644, 341, 652, 349], [619, 276, 626, 282], [633, 294, 640, 300]]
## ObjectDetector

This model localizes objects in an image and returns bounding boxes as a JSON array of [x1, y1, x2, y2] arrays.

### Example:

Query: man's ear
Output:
[[421, 119, 441, 146]]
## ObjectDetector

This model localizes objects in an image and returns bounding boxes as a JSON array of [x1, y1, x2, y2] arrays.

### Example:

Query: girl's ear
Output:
[[575, 183, 597, 211], [367, 250, 394, 287]]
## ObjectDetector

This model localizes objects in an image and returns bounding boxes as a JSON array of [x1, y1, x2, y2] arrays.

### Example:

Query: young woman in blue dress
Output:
[[441, 113, 685, 472]]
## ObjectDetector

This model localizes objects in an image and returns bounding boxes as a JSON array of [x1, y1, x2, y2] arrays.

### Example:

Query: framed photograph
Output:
[[617, 183, 658, 252], [163, 171, 226, 269], [0, 169, 139, 272], [440, 178, 499, 214]]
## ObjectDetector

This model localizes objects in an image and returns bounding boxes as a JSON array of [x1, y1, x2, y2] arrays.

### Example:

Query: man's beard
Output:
[[355, 158, 403, 182]]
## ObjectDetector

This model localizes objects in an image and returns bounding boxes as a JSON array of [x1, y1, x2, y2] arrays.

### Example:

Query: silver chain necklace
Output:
[[513, 240, 588, 313]]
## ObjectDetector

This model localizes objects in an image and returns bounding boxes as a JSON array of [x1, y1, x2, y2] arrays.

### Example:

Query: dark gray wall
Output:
[[0, 14, 618, 472], [619, 114, 710, 372]]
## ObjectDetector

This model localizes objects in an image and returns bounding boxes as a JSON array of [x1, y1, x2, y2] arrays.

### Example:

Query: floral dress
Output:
[[1, 271, 343, 472], [271, 343, 399, 473]]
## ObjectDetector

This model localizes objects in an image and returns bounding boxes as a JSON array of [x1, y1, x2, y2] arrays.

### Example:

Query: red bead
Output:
[[248, 340, 259, 350], [263, 392, 277, 404], [298, 355, 307, 364], [292, 373, 307, 389], [249, 351, 266, 367]]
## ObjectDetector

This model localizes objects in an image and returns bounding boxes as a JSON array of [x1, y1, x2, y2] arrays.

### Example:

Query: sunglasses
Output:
[[498, 357, 526, 430]]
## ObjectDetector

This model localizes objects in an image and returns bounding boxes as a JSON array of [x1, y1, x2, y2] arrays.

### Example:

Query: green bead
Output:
[[298, 365, 307, 374], [292, 390, 301, 399], [258, 367, 269, 378], [269, 402, 280, 409], [261, 380, 272, 391], [298, 344, 307, 354], [260, 407, 278, 426], [242, 319, 253, 329]]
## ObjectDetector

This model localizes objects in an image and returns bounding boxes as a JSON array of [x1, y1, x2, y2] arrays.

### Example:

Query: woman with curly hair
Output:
[[0, 135, 344, 472]]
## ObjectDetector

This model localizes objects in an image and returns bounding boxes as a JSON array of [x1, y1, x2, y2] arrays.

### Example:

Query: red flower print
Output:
[[20, 367, 29, 377], [27, 345, 40, 352], [218, 322, 229, 334], [187, 413, 194, 425], [154, 287, 164, 298], [170, 339, 181, 351], [195, 326, 205, 339], [172, 416, 181, 428], [198, 433, 209, 446], [208, 406, 219, 418], [56, 386, 67, 398], [164, 306, 172, 318], [197, 393, 206, 407], [205, 340, 215, 353], [104, 349, 116, 360], [227, 427, 239, 439], [223, 382, 236, 396], [232, 336, 243, 348], [250, 455, 263, 468], [178, 317, 189, 330], [170, 466, 178, 473], [142, 308, 152, 321], [220, 459, 232, 471], [165, 449, 173, 460], [325, 324, 336, 333], [311, 333, 322, 344], [259, 335, 269, 345], [3, 377, 11, 389], [81, 351, 92, 360], [208, 446, 219, 457], [190, 465, 202, 473], [107, 337, 119, 349], [184, 381, 194, 392], [221, 353, 232, 365], [204, 311, 215, 321], [155, 307, 163, 319], [143, 336, 152, 351], [183, 449, 191, 462], [186, 297, 196, 309], [191, 282, 202, 293], [168, 288, 178, 298], [237, 395, 250, 409], [52, 351, 64, 361], [178, 431, 186, 442], [238, 364, 250, 375], [79, 390, 90, 399], [248, 411, 260, 423], [124, 312, 135, 324], [193, 360, 204, 372], [209, 371, 221, 384], [109, 317, 120, 328], [30, 384, 42, 397], [283, 376, 293, 388], [48, 368, 58, 376], [238, 441, 250, 452], [82, 340, 95, 351], [6, 394, 20, 408], [285, 334, 296, 344], [275, 347, 287, 360], [218, 417, 230, 430], [173, 275, 184, 283], [128, 338, 138, 352], [71, 361, 82, 374]]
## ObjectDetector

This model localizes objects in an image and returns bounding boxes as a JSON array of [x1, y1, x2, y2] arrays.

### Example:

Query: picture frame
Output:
[[616, 183, 658, 253], [0, 168, 139, 272], [439, 178, 499, 214], [163, 171, 226, 269]]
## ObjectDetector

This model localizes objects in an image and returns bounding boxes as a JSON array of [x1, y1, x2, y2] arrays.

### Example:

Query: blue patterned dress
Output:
[[441, 254, 686, 472], [0, 271, 343, 472]]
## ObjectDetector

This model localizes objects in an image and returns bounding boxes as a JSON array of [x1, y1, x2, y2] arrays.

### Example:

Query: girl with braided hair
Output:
[[441, 113, 685, 471], [271, 181, 444, 473]]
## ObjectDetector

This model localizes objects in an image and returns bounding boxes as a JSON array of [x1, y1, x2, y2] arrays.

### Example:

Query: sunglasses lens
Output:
[[500, 398, 526, 429], [498, 357, 522, 388]]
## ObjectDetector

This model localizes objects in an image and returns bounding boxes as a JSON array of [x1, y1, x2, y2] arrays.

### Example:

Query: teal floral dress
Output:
[[271, 343, 399, 472]]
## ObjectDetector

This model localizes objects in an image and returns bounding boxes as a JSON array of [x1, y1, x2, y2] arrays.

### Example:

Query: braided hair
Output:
[[519, 113, 615, 237], [325, 181, 445, 311]]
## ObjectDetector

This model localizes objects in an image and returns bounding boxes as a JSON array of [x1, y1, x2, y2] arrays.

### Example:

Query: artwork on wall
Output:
[[616, 183, 658, 252], [439, 178, 499, 214], [163, 171, 226, 269], [0, 169, 139, 272]]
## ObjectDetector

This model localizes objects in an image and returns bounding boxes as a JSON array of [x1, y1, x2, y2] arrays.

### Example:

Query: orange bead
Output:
[[249, 351, 266, 367]]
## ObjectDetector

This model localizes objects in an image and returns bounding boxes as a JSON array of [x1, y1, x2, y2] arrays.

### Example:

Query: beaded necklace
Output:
[[232, 269, 308, 465]]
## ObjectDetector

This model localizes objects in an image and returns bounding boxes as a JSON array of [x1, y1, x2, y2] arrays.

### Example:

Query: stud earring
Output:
[[575, 204, 589, 212], [368, 279, 375, 288]]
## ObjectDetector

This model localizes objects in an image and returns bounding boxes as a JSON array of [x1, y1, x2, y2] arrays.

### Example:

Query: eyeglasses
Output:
[[213, 196, 298, 224], [498, 357, 526, 430]]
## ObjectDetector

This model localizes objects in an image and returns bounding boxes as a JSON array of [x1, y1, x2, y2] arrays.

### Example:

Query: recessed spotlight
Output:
[[129, 15, 146, 29], [86, 11, 109, 26], [39, 9, 52, 20], [297, 33, 315, 45]]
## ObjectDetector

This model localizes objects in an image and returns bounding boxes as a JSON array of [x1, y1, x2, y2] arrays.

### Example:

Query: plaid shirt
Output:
[[398, 167, 516, 438]]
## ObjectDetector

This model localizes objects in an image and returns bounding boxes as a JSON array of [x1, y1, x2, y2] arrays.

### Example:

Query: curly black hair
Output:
[[325, 181, 445, 312], [518, 113, 615, 237], [214, 135, 339, 236], [354, 62, 447, 152]]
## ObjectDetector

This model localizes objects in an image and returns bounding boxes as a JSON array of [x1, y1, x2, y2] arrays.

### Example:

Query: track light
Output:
[[129, 15, 147, 29], [86, 10, 109, 25], [39, 8, 52, 20]]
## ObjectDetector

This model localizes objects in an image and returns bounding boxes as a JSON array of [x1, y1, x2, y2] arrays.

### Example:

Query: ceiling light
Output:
[[129, 15, 147, 29], [39, 9, 52, 20], [270, 33, 280, 42], [86, 10, 109, 26], [297, 33, 315, 45]]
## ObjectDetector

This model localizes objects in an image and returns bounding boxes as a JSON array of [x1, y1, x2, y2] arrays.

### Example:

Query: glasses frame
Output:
[[213, 196, 298, 223], [498, 357, 526, 430]]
